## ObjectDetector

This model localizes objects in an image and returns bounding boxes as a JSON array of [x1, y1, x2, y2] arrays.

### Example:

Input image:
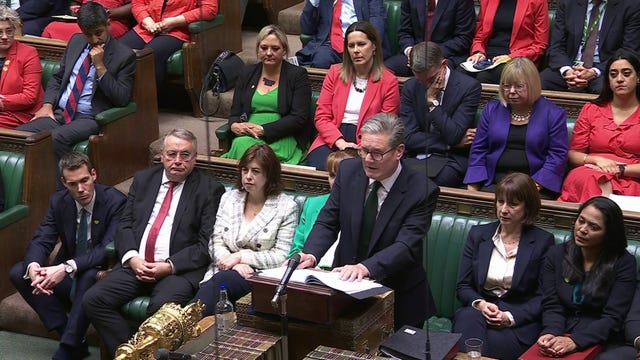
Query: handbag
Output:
[[200, 50, 245, 116]]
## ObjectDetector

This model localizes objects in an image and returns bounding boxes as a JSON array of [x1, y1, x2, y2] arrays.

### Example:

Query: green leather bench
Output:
[[0, 151, 28, 229]]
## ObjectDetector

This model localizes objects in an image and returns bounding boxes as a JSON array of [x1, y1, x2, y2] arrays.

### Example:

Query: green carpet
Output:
[[0, 331, 100, 359]]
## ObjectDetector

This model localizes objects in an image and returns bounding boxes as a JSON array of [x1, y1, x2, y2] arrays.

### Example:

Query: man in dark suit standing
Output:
[[15, 0, 68, 36], [9, 151, 126, 360], [384, 0, 476, 76], [298, 113, 439, 330], [539, 0, 640, 94], [82, 129, 226, 358], [17, 2, 136, 182], [401, 41, 481, 188], [295, 0, 388, 68]]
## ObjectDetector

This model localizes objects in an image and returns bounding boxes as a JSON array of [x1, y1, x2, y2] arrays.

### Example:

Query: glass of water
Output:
[[465, 338, 483, 360]]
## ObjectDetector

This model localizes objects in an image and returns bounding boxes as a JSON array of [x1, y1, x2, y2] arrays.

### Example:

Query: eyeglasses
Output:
[[0, 28, 15, 37], [501, 83, 527, 92], [358, 147, 395, 161], [164, 151, 194, 160]]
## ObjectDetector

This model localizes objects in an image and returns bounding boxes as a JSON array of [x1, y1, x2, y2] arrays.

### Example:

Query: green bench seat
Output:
[[0, 151, 28, 229]]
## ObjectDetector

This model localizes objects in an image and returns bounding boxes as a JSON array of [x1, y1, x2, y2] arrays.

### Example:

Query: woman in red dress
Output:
[[558, 51, 640, 203], [42, 0, 132, 41]]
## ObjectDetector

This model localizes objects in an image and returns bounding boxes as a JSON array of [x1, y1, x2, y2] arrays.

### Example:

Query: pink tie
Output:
[[145, 181, 176, 262], [330, 0, 344, 53]]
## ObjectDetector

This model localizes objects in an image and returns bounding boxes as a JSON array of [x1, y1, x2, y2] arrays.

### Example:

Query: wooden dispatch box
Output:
[[236, 291, 394, 360], [248, 274, 357, 324]]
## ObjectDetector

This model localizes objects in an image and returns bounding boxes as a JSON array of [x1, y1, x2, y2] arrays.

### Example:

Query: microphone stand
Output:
[[424, 18, 433, 360], [271, 291, 289, 360]]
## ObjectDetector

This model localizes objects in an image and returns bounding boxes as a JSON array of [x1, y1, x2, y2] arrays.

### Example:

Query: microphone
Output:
[[271, 253, 301, 304], [154, 348, 192, 360]]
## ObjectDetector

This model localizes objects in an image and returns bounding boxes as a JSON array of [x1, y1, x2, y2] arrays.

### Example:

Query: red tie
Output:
[[63, 49, 92, 124], [425, 0, 435, 41], [330, 0, 343, 53], [145, 181, 176, 262]]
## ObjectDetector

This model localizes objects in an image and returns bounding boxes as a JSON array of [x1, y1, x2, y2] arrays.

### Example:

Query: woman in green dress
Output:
[[222, 25, 312, 164]]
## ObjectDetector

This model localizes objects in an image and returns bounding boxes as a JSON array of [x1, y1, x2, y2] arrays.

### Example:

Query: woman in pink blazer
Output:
[[0, 7, 43, 129], [306, 21, 399, 170]]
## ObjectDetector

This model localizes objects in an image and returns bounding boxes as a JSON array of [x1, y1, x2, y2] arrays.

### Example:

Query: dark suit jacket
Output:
[[398, 0, 475, 66], [43, 33, 136, 117], [624, 284, 640, 345], [17, 0, 68, 35], [546, 0, 640, 73], [401, 70, 481, 158], [541, 243, 637, 349], [20, 184, 126, 274], [464, 97, 568, 193], [302, 158, 440, 323], [228, 61, 312, 150], [456, 222, 554, 343], [299, 0, 389, 58], [115, 166, 225, 287]]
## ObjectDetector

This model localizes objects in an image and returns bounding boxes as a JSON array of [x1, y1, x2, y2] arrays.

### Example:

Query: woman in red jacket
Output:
[[0, 6, 43, 129], [119, 0, 218, 88]]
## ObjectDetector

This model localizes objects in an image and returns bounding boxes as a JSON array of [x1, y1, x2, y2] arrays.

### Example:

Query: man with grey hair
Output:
[[401, 41, 481, 187], [83, 128, 225, 358], [298, 113, 439, 330]]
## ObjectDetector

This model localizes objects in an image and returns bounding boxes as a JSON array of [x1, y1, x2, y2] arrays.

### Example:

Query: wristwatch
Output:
[[63, 261, 74, 275]]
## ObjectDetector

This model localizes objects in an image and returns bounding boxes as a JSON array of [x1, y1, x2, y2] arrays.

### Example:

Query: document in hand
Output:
[[459, 56, 511, 72], [259, 267, 389, 300]]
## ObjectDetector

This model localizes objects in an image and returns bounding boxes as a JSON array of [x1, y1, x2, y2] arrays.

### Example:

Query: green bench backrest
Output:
[[0, 151, 25, 209], [41, 60, 61, 88], [384, 0, 402, 56]]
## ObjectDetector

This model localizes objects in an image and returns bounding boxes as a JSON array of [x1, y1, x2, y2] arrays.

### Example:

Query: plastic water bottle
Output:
[[215, 284, 236, 333]]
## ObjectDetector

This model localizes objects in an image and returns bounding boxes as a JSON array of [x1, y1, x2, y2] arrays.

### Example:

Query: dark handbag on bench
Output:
[[200, 50, 245, 116]]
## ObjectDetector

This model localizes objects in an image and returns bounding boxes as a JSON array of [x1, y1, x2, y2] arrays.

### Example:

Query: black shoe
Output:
[[52, 344, 73, 360], [72, 341, 90, 360]]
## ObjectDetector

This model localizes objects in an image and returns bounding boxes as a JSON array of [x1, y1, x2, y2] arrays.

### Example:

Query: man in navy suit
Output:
[[16, 2, 136, 185], [298, 113, 439, 330], [384, 0, 476, 76], [295, 0, 387, 68], [9, 151, 126, 360], [83, 129, 226, 358], [401, 41, 481, 187], [597, 285, 640, 359], [540, 0, 640, 94], [16, 0, 68, 36]]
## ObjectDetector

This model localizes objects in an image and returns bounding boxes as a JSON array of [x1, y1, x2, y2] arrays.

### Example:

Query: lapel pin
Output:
[[94, 220, 100, 225]]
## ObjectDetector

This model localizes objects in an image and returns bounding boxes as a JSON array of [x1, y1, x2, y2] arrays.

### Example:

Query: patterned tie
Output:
[[581, 0, 602, 69], [63, 49, 92, 124], [425, 0, 436, 41], [358, 181, 381, 261], [145, 182, 177, 262], [71, 208, 88, 298], [330, 0, 344, 53]]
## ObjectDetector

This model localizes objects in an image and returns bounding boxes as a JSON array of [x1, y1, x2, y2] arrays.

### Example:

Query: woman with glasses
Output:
[[305, 21, 399, 171], [454, 173, 554, 360], [464, 57, 568, 199], [194, 144, 298, 316], [221, 25, 311, 164], [0, 6, 43, 129], [536, 197, 636, 357], [558, 51, 640, 203]]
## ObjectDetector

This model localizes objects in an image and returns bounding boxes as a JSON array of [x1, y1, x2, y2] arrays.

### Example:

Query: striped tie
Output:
[[63, 50, 92, 124]]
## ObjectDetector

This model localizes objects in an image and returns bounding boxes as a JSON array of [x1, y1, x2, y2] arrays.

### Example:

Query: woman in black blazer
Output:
[[221, 24, 312, 164], [454, 172, 555, 359], [537, 197, 637, 356]]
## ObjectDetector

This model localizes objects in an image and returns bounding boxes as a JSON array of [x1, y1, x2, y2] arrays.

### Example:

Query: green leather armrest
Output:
[[121, 296, 151, 323], [105, 241, 115, 258], [0, 205, 29, 228], [216, 123, 230, 141], [300, 34, 312, 46], [95, 102, 137, 127], [188, 15, 225, 34]]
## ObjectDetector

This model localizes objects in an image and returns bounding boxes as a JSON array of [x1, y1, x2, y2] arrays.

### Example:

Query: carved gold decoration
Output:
[[114, 301, 205, 360]]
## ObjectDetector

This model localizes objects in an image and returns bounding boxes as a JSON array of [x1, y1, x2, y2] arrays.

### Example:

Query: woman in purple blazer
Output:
[[464, 57, 568, 199]]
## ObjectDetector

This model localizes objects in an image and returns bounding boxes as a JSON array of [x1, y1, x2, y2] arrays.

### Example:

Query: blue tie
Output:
[[358, 181, 381, 261]]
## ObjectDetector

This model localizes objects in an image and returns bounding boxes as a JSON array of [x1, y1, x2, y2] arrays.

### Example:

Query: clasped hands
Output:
[[296, 253, 370, 281], [563, 65, 597, 90], [537, 334, 577, 357], [230, 122, 264, 138], [29, 263, 67, 296], [142, 16, 181, 35], [128, 257, 172, 282], [584, 155, 625, 176], [217, 253, 254, 279], [475, 300, 512, 328]]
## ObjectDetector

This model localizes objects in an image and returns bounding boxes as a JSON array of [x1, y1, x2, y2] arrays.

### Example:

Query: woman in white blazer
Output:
[[194, 144, 298, 316]]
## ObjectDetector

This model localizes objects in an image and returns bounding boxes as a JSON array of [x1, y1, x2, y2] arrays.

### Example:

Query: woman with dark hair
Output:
[[193, 144, 298, 316], [454, 172, 555, 359], [464, 57, 568, 199], [537, 196, 636, 357], [559, 51, 640, 203], [305, 21, 399, 170], [222, 25, 311, 164]]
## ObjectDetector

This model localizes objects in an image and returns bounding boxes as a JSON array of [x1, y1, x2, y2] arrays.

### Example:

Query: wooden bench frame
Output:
[[16, 36, 160, 186], [0, 130, 56, 299]]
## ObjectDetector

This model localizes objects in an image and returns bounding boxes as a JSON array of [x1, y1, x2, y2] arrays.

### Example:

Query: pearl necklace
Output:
[[511, 111, 531, 122]]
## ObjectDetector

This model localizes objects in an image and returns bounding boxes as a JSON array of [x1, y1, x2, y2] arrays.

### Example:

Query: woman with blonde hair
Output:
[[464, 57, 568, 199]]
